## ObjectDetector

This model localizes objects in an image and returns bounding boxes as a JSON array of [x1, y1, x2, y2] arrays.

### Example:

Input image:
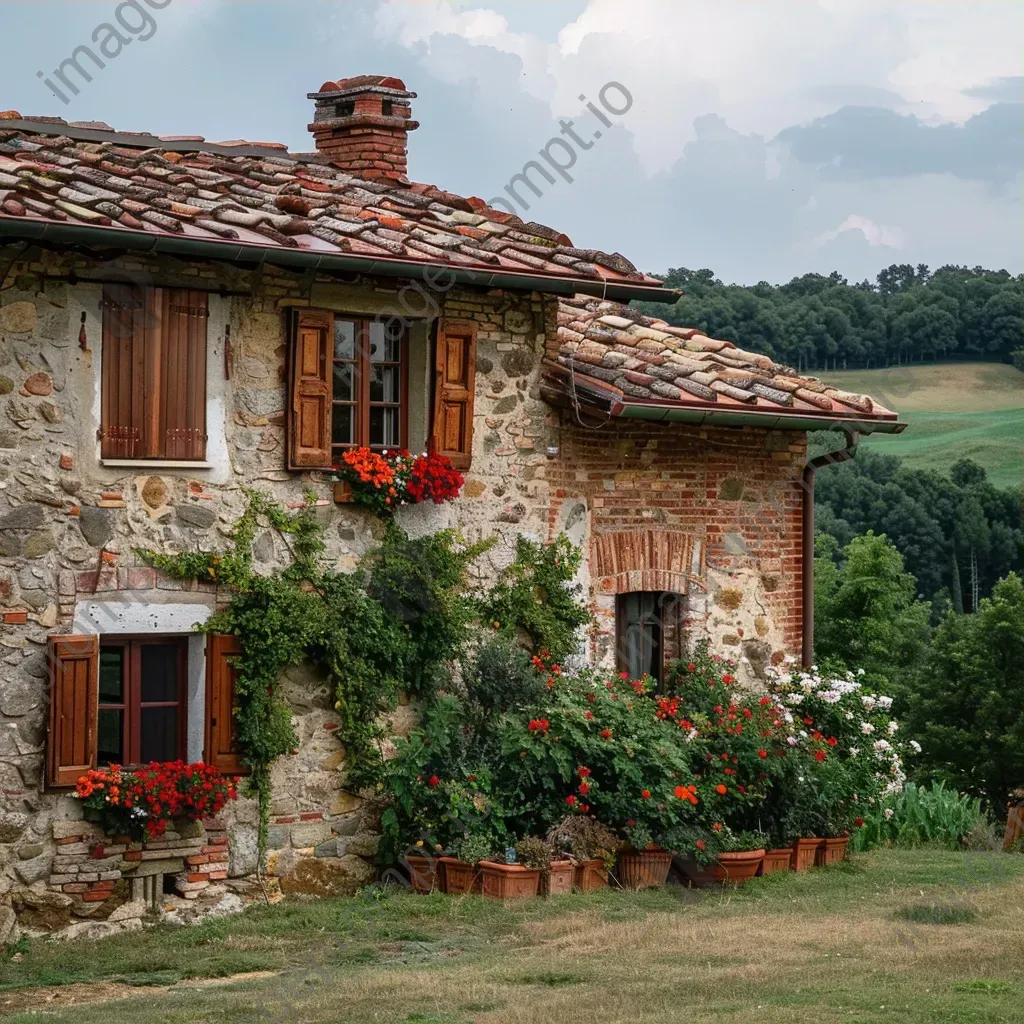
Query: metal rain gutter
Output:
[[0, 219, 679, 304], [612, 400, 907, 435]]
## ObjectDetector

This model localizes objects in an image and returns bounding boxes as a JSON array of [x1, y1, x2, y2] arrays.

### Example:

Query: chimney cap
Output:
[[309, 75, 416, 101]]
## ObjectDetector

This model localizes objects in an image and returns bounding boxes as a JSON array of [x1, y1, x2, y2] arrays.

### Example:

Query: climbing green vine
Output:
[[136, 489, 490, 865]]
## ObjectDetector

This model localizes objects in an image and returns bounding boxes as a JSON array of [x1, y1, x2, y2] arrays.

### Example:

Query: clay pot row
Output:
[[406, 856, 609, 899]]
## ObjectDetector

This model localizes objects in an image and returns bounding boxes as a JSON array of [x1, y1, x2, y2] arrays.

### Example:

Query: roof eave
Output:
[[0, 218, 678, 304], [612, 400, 907, 435]]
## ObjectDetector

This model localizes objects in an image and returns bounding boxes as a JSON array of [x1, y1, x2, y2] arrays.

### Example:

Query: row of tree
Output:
[[815, 532, 1023, 817], [814, 452, 1022, 614], [635, 264, 1024, 372]]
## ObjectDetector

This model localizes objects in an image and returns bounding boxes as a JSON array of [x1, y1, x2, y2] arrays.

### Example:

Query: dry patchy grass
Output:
[[1, 849, 1022, 1024]]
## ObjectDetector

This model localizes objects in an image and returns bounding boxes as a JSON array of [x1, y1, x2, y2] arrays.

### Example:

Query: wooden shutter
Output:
[[160, 290, 209, 460], [100, 285, 146, 459], [47, 635, 99, 788], [288, 309, 333, 469], [205, 634, 248, 775], [101, 286, 207, 460], [432, 320, 477, 470]]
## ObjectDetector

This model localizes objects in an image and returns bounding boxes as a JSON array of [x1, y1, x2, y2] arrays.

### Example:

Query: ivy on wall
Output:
[[137, 490, 490, 864]]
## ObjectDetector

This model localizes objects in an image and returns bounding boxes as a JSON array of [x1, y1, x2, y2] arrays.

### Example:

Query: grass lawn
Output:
[[824, 362, 1024, 488], [1, 849, 1022, 1023]]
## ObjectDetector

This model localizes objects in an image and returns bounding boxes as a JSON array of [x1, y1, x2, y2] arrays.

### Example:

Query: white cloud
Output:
[[815, 214, 906, 250], [375, 0, 1024, 174]]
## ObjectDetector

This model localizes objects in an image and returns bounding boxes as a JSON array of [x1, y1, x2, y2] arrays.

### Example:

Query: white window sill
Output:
[[101, 460, 215, 470]]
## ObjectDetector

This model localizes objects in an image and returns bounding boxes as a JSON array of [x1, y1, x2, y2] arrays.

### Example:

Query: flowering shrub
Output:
[[765, 665, 911, 838], [74, 761, 237, 840], [334, 447, 463, 517]]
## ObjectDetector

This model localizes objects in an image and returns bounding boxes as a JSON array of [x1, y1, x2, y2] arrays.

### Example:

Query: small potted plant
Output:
[[705, 828, 768, 884], [761, 837, 794, 875], [404, 843, 445, 893], [515, 836, 574, 897], [547, 815, 620, 893], [440, 834, 491, 895], [479, 843, 542, 900], [615, 824, 672, 890]]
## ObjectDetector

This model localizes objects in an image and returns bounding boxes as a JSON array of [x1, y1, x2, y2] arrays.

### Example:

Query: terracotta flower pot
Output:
[[816, 837, 849, 867], [438, 856, 481, 895], [574, 859, 610, 892], [616, 849, 672, 889], [710, 849, 765, 885], [760, 848, 794, 874], [405, 854, 442, 893], [540, 860, 575, 897], [791, 838, 822, 872], [479, 861, 540, 900], [333, 480, 354, 504]]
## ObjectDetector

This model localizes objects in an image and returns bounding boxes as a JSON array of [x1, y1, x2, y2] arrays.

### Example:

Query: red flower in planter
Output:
[[578, 782, 590, 795], [814, 750, 827, 762], [758, 749, 768, 759], [577, 766, 591, 778], [641, 789, 651, 800], [565, 795, 577, 806], [428, 775, 440, 787], [696, 839, 706, 851], [827, 737, 838, 747], [584, 711, 594, 720], [854, 818, 864, 827], [715, 784, 728, 795], [600, 729, 613, 740]]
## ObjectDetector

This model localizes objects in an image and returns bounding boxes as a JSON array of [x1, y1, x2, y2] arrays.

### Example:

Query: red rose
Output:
[[641, 789, 651, 799], [428, 775, 440, 787], [758, 749, 768, 759], [565, 795, 576, 806], [578, 782, 590, 795], [600, 729, 613, 740], [715, 784, 728, 795]]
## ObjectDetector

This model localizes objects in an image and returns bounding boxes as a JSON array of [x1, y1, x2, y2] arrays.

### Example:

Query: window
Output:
[[330, 317, 408, 456], [97, 638, 187, 765], [288, 312, 477, 472], [100, 284, 208, 461], [616, 592, 686, 687], [47, 633, 247, 788]]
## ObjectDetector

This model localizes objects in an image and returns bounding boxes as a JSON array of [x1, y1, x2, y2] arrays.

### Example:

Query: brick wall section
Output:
[[547, 419, 807, 674]]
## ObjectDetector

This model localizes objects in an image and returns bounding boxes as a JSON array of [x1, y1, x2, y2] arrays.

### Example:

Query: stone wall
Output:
[[0, 244, 808, 935]]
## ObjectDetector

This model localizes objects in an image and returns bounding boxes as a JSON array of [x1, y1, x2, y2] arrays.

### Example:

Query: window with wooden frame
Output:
[[615, 592, 686, 688], [288, 312, 477, 471], [47, 633, 247, 788], [100, 284, 209, 461], [97, 638, 188, 766]]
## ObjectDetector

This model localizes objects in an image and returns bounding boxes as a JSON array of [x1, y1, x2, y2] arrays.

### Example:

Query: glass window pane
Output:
[[333, 361, 354, 403], [618, 593, 663, 684], [140, 707, 179, 762], [332, 405, 354, 446], [369, 406, 399, 448], [140, 645, 180, 703], [97, 709, 123, 765], [334, 320, 355, 360], [369, 364, 400, 404], [369, 322, 402, 362], [99, 649, 124, 703]]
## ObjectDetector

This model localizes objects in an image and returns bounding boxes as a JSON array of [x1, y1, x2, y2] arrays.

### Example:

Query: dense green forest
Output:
[[814, 451, 1022, 615], [636, 264, 1024, 372]]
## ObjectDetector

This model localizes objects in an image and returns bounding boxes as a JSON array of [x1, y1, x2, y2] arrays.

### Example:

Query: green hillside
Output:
[[825, 362, 1024, 488]]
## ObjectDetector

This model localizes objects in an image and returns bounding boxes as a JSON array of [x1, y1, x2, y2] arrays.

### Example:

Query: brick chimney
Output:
[[307, 75, 419, 185]]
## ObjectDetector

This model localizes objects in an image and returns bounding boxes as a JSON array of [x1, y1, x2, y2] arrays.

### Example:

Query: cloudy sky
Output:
[[2, 0, 1022, 283]]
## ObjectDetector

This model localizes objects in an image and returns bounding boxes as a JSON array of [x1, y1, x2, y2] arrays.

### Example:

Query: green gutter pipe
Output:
[[0, 220, 679, 304]]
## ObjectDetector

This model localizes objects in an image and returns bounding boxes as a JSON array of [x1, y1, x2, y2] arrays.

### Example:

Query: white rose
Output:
[[860, 722, 875, 735]]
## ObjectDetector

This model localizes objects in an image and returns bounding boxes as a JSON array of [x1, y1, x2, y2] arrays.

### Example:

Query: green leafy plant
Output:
[[480, 534, 590, 661], [852, 782, 988, 851], [453, 833, 494, 865], [515, 836, 553, 870]]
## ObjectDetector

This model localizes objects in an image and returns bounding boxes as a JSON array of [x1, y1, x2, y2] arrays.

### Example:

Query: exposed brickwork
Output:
[[548, 420, 807, 674]]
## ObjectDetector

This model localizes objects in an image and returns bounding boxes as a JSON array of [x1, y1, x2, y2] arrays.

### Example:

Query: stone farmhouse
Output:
[[0, 75, 902, 934]]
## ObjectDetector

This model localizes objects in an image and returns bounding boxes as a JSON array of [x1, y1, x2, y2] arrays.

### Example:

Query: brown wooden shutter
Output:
[[288, 309, 334, 469], [432, 320, 477, 470], [205, 634, 248, 775], [160, 290, 209, 460], [100, 285, 146, 459], [47, 635, 99, 788]]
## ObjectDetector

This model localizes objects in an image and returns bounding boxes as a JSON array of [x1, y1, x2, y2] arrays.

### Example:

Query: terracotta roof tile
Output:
[[0, 117, 664, 297], [543, 295, 899, 427]]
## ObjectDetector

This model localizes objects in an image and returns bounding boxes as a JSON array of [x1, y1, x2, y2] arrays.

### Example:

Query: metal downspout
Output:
[[801, 428, 859, 668]]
